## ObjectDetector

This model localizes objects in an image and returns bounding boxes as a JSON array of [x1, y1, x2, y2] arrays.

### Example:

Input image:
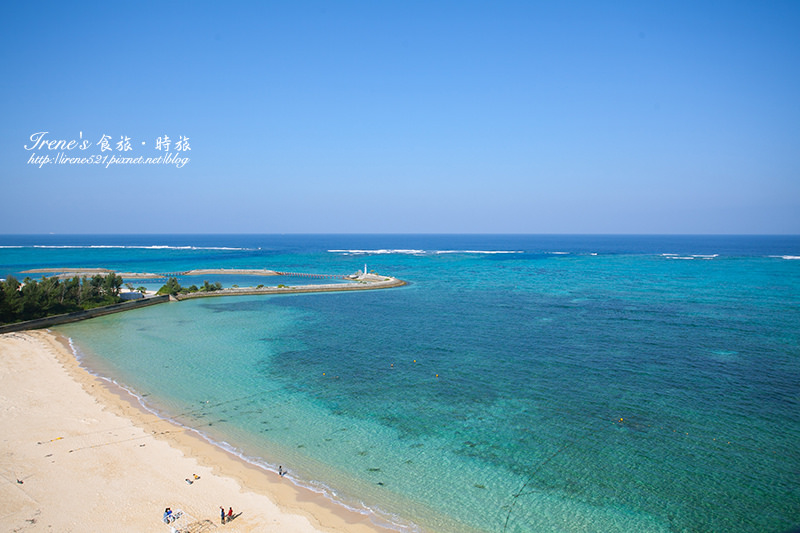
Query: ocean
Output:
[[2, 234, 799, 532]]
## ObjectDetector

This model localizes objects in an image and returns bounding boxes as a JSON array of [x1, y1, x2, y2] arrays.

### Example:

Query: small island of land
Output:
[[21, 268, 282, 279]]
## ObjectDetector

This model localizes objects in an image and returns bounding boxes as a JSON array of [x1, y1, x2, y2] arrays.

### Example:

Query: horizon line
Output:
[[2, 232, 799, 237]]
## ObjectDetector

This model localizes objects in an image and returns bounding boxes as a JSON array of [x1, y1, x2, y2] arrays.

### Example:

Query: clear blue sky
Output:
[[1, 1, 798, 234]]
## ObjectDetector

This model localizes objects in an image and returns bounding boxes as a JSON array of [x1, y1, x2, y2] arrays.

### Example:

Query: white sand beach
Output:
[[0, 330, 396, 533]]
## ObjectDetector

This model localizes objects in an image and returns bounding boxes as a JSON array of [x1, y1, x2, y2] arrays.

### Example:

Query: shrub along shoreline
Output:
[[0, 273, 124, 325]]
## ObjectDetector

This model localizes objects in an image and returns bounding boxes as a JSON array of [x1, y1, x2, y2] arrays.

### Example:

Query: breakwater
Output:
[[1, 276, 406, 331], [174, 277, 406, 300]]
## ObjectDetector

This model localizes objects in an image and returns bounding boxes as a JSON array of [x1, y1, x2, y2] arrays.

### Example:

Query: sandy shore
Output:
[[0, 330, 398, 533]]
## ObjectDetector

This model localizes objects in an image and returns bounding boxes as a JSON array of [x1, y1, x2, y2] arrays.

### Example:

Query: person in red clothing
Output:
[[227, 507, 233, 521]]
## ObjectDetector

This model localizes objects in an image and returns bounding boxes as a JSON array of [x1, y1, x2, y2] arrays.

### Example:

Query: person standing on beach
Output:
[[228, 507, 233, 522], [220, 506, 225, 524]]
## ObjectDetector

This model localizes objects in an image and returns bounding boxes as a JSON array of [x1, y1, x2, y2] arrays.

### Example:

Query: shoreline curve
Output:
[[0, 329, 408, 533]]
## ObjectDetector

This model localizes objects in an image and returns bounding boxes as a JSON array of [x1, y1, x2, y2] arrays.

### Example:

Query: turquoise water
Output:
[[3, 235, 799, 532]]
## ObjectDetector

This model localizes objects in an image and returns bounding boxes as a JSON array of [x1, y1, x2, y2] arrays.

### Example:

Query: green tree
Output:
[[102, 273, 123, 299], [63, 276, 81, 306], [39, 276, 62, 314], [0, 273, 124, 325], [20, 277, 45, 320], [0, 280, 5, 322], [0, 277, 16, 323], [82, 275, 103, 303], [2, 277, 23, 322], [157, 277, 183, 296]]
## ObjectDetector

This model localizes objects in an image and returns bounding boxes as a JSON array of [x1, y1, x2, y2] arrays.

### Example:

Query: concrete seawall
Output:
[[0, 278, 407, 332], [174, 277, 407, 300], [0, 295, 170, 334]]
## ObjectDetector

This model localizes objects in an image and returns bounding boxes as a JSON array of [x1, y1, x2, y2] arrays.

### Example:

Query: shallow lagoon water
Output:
[[3, 234, 798, 532]]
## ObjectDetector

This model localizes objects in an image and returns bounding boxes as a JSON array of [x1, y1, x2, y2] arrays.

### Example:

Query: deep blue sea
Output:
[[2, 235, 799, 532]]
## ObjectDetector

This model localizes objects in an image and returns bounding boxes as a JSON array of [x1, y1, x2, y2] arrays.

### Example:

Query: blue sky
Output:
[[1, 1, 798, 234]]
